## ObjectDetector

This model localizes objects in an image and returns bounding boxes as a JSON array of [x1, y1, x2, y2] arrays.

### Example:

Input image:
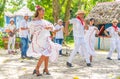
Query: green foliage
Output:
[[0, 0, 6, 27], [0, 32, 20, 48], [0, 32, 4, 48], [116, 76, 120, 79], [0, 13, 4, 27], [27, 0, 114, 22], [16, 37, 20, 42], [0, 0, 115, 43], [27, 0, 114, 43], [5, 0, 25, 13], [0, 0, 6, 15], [27, 0, 54, 22]]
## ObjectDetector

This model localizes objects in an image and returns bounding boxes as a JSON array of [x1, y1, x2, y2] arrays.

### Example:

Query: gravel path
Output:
[[0, 49, 120, 79]]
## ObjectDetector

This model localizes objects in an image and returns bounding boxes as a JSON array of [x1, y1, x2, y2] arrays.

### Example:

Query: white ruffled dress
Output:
[[27, 19, 62, 62], [84, 26, 98, 56]]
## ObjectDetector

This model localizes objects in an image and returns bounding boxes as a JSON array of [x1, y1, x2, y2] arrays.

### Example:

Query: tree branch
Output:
[[60, 0, 65, 6], [64, 0, 72, 22]]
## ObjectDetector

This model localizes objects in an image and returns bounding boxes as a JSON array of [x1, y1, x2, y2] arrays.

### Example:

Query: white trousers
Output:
[[107, 39, 120, 58], [8, 36, 15, 51], [68, 37, 90, 64]]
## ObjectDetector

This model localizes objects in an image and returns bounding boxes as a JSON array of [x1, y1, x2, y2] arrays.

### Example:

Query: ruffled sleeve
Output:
[[43, 20, 55, 31]]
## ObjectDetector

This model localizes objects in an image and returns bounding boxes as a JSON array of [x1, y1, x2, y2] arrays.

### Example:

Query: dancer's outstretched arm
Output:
[[104, 30, 111, 38]]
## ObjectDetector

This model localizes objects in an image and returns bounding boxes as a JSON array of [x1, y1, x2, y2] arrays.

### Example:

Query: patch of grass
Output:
[[3, 59, 10, 63], [66, 41, 74, 48], [116, 76, 120, 79], [64, 36, 74, 48]]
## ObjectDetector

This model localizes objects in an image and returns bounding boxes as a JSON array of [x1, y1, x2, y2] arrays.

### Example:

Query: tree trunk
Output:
[[64, 0, 72, 22], [52, 0, 61, 23], [52, 0, 66, 23], [78, 0, 81, 9], [0, 0, 6, 15]]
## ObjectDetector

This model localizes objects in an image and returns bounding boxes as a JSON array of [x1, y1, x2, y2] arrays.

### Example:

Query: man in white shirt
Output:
[[19, 14, 29, 59], [65, 10, 91, 67], [54, 19, 64, 55], [5, 18, 16, 54], [104, 19, 120, 60]]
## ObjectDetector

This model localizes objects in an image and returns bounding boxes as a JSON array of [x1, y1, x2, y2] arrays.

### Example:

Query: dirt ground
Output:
[[0, 49, 120, 79]]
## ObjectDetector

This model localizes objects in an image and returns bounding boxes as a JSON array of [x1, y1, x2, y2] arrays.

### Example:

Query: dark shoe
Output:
[[26, 56, 34, 60], [11, 51, 14, 53], [33, 69, 36, 75], [33, 69, 42, 76], [59, 53, 63, 55], [118, 58, 120, 60], [107, 57, 112, 60], [66, 62, 73, 67], [43, 69, 51, 75], [37, 74, 42, 76], [11, 51, 16, 55], [21, 57, 26, 59], [87, 63, 92, 67], [95, 34, 99, 37], [8, 51, 12, 54]]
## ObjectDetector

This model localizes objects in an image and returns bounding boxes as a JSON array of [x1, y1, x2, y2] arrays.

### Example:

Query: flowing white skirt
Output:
[[27, 30, 62, 62]]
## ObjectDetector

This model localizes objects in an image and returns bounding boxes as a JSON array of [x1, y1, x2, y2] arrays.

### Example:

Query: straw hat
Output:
[[10, 18, 14, 22], [58, 19, 63, 23], [112, 19, 118, 23], [75, 10, 85, 15]]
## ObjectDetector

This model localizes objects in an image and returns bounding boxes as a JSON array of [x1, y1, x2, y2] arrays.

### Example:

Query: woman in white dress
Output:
[[84, 18, 99, 62], [27, 5, 61, 76]]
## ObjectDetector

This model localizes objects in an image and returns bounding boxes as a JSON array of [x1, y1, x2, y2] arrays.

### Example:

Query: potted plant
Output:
[[15, 37, 20, 49], [1, 32, 8, 49]]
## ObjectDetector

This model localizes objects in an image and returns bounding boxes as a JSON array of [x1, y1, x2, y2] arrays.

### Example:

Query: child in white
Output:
[[104, 19, 120, 60], [55, 19, 64, 55], [84, 18, 99, 62], [5, 18, 16, 54]]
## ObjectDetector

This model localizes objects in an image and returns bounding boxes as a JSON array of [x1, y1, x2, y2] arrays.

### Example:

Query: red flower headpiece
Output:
[[35, 5, 41, 10]]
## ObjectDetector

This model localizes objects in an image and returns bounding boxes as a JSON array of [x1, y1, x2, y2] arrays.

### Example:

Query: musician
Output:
[[65, 10, 91, 67], [104, 19, 120, 60], [54, 19, 65, 55], [5, 18, 16, 54], [19, 14, 29, 59]]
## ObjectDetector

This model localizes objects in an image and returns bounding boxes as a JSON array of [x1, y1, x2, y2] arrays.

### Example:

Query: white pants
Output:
[[8, 36, 15, 51], [68, 37, 90, 64], [107, 39, 120, 58]]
